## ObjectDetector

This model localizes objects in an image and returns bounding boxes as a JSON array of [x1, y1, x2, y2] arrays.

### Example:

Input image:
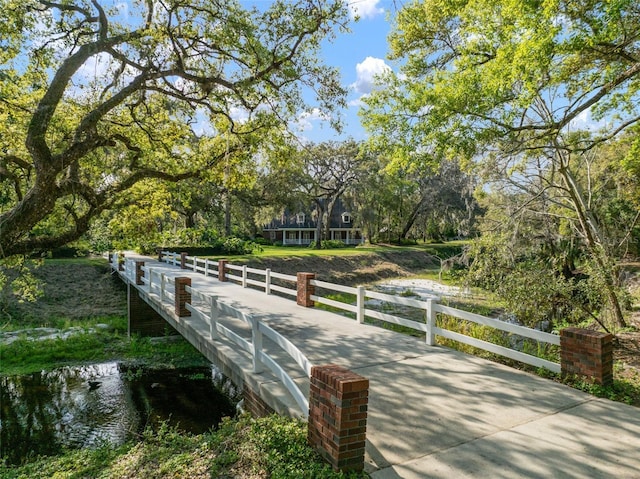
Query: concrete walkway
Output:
[[121, 255, 640, 478]]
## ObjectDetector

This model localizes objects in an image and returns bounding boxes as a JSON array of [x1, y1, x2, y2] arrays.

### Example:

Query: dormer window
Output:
[[296, 212, 306, 225], [341, 212, 352, 224]]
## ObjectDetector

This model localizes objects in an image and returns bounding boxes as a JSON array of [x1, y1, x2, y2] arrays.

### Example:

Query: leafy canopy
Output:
[[362, 0, 640, 166], [0, 0, 349, 257]]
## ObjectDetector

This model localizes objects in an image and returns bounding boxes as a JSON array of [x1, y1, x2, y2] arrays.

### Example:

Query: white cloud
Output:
[[350, 56, 391, 94], [568, 108, 607, 132], [295, 108, 330, 131], [348, 0, 384, 20], [348, 94, 369, 107], [229, 106, 250, 123], [75, 52, 113, 82]]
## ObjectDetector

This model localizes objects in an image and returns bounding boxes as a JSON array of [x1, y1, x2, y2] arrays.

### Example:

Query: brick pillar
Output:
[[218, 260, 228, 282], [297, 272, 315, 307], [180, 252, 188, 269], [308, 364, 369, 473], [242, 384, 275, 418], [118, 253, 124, 271], [128, 283, 177, 337], [135, 261, 145, 285], [157, 248, 163, 262], [561, 328, 613, 386], [174, 277, 191, 317]]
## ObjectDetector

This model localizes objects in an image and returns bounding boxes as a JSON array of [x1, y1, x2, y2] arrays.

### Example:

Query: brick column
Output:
[[128, 283, 177, 337], [118, 253, 125, 271], [174, 277, 191, 317], [180, 252, 188, 269], [297, 272, 315, 307], [157, 248, 163, 262], [135, 261, 145, 285], [308, 364, 369, 473], [242, 384, 275, 418], [218, 260, 228, 282], [561, 328, 613, 386]]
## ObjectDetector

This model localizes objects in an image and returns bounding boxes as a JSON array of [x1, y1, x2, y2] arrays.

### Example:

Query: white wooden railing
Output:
[[113, 251, 561, 375], [111, 252, 310, 417], [185, 284, 311, 416], [309, 279, 561, 373], [160, 251, 298, 298]]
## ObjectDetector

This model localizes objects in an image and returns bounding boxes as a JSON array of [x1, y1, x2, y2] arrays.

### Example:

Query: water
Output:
[[0, 362, 240, 465]]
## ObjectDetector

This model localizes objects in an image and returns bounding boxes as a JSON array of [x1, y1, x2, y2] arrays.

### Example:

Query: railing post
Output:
[[147, 268, 154, 292], [426, 298, 436, 345], [193, 256, 198, 272], [242, 265, 247, 288], [218, 260, 228, 282], [209, 295, 218, 340], [180, 252, 188, 269], [204, 259, 209, 277], [357, 286, 365, 324], [308, 365, 369, 473], [265, 268, 271, 295], [297, 272, 315, 307], [160, 273, 166, 302], [560, 328, 613, 386], [135, 261, 145, 286], [251, 317, 263, 373], [175, 277, 191, 317]]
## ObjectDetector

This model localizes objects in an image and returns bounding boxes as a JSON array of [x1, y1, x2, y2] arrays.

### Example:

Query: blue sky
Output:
[[242, 0, 398, 144]]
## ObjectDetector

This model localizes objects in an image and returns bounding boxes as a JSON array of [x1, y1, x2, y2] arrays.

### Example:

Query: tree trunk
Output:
[[559, 163, 627, 328], [224, 193, 231, 237], [314, 202, 324, 249], [324, 197, 338, 241], [399, 195, 426, 240]]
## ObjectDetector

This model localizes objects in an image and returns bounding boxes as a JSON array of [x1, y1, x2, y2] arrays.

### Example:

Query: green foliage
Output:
[[308, 240, 351, 250], [0, 257, 44, 319], [1, 415, 366, 478], [1, 0, 350, 258], [435, 314, 561, 367], [466, 237, 584, 327], [362, 0, 639, 328], [156, 229, 263, 256], [561, 373, 640, 406]]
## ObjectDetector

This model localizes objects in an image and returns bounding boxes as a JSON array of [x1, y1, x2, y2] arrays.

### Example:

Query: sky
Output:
[[240, 0, 399, 144]]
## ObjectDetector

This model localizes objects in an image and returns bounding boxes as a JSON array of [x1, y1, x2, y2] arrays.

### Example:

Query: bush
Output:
[[308, 240, 350, 250], [158, 237, 262, 256]]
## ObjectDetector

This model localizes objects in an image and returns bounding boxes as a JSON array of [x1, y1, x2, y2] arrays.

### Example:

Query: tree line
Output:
[[2, 0, 638, 330]]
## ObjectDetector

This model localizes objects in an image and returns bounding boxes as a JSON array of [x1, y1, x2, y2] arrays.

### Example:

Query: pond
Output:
[[0, 362, 240, 465]]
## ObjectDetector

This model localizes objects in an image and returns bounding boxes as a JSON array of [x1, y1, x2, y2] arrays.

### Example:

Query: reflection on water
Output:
[[0, 363, 239, 465]]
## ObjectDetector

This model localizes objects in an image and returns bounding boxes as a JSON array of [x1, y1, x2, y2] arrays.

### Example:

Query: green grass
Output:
[[43, 257, 110, 267], [559, 372, 640, 405], [203, 241, 467, 261], [0, 316, 210, 376], [1, 415, 366, 479]]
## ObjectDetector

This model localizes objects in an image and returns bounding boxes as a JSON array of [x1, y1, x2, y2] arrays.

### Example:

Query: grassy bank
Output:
[[1, 414, 365, 479], [0, 315, 212, 376]]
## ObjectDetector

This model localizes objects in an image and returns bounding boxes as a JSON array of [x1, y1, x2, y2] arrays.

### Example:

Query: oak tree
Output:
[[362, 0, 640, 327], [0, 0, 348, 257]]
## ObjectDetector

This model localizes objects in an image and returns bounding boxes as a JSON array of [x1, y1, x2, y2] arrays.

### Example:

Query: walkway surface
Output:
[[122, 255, 640, 478]]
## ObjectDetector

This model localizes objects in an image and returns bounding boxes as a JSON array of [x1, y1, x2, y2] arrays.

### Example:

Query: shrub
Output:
[[308, 240, 349, 250]]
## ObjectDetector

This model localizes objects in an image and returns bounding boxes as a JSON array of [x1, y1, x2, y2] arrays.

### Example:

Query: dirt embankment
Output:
[[2, 262, 127, 323], [243, 250, 439, 286], [3, 251, 436, 323]]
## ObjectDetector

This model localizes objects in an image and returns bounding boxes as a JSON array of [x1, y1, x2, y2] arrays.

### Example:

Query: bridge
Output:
[[111, 251, 640, 478]]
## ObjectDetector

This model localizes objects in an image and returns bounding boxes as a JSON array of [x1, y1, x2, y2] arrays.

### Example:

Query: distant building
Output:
[[261, 198, 364, 246]]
